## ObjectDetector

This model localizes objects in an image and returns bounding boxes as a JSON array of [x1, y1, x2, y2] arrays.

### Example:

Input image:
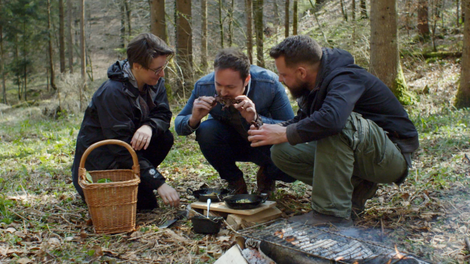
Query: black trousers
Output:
[[136, 130, 174, 210]]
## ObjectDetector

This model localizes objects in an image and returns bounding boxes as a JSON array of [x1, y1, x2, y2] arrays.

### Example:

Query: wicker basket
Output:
[[78, 139, 140, 234]]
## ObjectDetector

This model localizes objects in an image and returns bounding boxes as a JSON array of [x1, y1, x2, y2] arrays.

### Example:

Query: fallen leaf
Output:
[[17, 257, 32, 264], [92, 245, 103, 257], [5, 227, 16, 233], [48, 237, 61, 247], [217, 236, 231, 242]]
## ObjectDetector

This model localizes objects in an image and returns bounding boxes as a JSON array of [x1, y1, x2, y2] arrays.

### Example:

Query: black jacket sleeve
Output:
[[286, 71, 365, 145]]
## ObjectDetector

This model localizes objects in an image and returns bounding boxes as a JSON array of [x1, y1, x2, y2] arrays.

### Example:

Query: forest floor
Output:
[[1, 54, 469, 263]]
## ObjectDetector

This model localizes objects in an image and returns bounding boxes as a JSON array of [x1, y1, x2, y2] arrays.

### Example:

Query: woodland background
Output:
[[0, 0, 470, 263]]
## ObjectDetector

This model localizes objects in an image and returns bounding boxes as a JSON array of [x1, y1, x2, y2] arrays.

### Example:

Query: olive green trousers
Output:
[[271, 113, 407, 218]]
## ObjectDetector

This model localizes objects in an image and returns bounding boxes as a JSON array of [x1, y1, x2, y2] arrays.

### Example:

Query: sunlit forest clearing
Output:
[[1, 0, 470, 263]]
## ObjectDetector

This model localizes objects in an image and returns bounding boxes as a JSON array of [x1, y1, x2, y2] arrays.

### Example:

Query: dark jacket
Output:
[[284, 48, 419, 154], [71, 60, 171, 196]]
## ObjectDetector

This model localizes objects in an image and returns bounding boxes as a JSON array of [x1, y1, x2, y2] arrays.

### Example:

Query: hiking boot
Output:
[[351, 180, 378, 219], [227, 177, 248, 195], [255, 166, 276, 198], [288, 210, 353, 227]]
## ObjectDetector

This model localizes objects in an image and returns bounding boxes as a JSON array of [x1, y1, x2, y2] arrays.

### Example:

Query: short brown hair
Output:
[[214, 48, 251, 81], [127, 33, 174, 69], [269, 35, 322, 67]]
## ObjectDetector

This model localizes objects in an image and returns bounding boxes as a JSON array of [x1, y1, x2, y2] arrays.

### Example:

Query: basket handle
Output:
[[79, 139, 140, 178]]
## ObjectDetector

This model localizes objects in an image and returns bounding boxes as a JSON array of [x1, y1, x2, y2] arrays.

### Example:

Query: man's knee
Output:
[[270, 143, 290, 168], [196, 120, 226, 145]]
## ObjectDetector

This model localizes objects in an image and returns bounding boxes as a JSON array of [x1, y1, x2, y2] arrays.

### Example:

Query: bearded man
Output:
[[248, 35, 419, 226]]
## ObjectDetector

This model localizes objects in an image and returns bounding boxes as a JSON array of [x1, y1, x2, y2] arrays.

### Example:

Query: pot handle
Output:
[[187, 188, 195, 195], [259, 193, 268, 203]]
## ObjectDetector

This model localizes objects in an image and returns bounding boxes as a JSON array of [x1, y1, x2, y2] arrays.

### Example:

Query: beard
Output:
[[287, 80, 311, 99]]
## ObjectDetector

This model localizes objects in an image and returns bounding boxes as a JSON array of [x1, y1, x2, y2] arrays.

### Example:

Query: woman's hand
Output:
[[157, 183, 180, 207], [131, 125, 153, 151]]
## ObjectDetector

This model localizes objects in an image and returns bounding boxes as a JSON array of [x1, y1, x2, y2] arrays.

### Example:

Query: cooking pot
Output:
[[224, 194, 268, 210], [191, 215, 223, 234], [187, 187, 231, 202]]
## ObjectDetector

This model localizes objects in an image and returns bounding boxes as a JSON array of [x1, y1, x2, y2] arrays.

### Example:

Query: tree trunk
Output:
[[370, 0, 410, 104], [0, 0, 6, 104], [308, 0, 329, 46], [405, 0, 412, 36], [15, 34, 21, 100], [228, 0, 235, 47], [457, 0, 460, 26], [218, 0, 224, 48], [150, 0, 168, 43], [23, 21, 27, 100], [284, 0, 289, 37], [125, 0, 132, 37], [48, 0, 57, 91], [430, 0, 441, 51], [462, 0, 466, 22], [273, 0, 279, 34], [352, 0, 356, 21], [360, 0, 368, 19], [67, 0, 73, 73], [340, 0, 348, 21], [246, 0, 253, 64], [455, 0, 470, 108], [80, 0, 86, 107], [253, 0, 264, 67], [418, 0, 430, 39], [120, 1, 126, 48], [175, 0, 193, 97], [201, 0, 208, 71], [293, 0, 298, 35], [59, 0, 66, 73]]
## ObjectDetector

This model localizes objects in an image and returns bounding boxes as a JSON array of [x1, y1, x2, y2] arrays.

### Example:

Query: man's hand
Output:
[[131, 125, 152, 151], [189, 96, 216, 128], [234, 95, 257, 123], [157, 183, 180, 207], [248, 124, 288, 147]]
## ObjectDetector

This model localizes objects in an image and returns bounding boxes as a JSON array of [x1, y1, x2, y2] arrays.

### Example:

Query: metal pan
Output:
[[224, 194, 268, 210], [187, 188, 231, 202]]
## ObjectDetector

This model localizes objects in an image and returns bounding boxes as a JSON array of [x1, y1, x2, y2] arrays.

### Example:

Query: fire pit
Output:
[[239, 220, 430, 264]]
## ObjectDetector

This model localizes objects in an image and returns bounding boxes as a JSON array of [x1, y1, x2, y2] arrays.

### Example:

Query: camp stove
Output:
[[239, 220, 430, 264]]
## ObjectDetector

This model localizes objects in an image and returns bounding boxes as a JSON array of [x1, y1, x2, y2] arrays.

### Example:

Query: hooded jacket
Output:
[[71, 60, 171, 197], [284, 48, 419, 154]]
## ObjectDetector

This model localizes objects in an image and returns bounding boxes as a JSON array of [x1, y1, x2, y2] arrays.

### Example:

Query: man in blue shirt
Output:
[[175, 48, 295, 195]]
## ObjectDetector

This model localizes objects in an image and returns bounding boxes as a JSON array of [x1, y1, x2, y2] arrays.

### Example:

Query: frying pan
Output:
[[224, 194, 268, 210], [187, 187, 231, 202]]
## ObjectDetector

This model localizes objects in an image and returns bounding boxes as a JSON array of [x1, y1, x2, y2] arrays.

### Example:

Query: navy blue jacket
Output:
[[284, 48, 419, 153]]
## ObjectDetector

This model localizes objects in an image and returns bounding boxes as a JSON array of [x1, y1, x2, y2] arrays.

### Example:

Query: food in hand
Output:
[[212, 95, 242, 110]]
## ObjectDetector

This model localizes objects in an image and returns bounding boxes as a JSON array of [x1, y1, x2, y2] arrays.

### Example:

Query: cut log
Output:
[[226, 207, 282, 230]]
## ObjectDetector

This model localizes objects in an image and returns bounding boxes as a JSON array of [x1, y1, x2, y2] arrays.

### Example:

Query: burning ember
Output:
[[394, 244, 405, 259]]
